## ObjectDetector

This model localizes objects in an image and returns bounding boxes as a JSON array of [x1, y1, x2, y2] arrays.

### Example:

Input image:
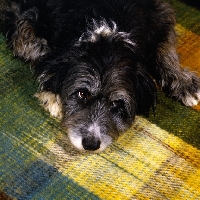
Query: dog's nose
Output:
[[82, 138, 101, 151]]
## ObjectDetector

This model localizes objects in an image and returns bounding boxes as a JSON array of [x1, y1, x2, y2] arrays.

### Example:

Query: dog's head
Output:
[[36, 21, 157, 152]]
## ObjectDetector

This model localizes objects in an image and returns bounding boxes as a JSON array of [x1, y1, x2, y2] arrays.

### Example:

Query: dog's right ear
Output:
[[34, 52, 70, 94], [135, 65, 157, 116]]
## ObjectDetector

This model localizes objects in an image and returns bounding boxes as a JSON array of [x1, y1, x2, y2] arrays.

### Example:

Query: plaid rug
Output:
[[0, 0, 200, 199]]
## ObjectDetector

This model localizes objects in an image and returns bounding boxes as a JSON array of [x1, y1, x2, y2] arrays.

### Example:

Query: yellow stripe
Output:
[[135, 117, 200, 199], [143, 117, 200, 167], [62, 156, 144, 200]]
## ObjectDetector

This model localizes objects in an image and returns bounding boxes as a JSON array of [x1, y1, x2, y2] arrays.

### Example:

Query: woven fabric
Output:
[[0, 0, 200, 199]]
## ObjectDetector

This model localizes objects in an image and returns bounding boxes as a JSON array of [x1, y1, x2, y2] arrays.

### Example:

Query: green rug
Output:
[[0, 0, 200, 199]]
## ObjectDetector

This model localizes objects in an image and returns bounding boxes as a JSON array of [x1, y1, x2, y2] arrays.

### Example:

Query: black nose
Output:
[[82, 138, 101, 151]]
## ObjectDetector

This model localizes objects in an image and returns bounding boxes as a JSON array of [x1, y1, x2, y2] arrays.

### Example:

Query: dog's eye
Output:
[[77, 90, 90, 101], [111, 100, 124, 108]]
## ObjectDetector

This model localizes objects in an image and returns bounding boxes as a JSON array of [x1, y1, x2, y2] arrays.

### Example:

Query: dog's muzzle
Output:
[[68, 126, 113, 152]]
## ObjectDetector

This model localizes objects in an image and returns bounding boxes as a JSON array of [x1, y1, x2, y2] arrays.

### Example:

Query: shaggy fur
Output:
[[1, 0, 200, 151]]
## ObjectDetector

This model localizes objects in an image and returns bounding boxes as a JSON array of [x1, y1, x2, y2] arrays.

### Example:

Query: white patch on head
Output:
[[183, 90, 200, 106], [92, 19, 117, 39], [76, 19, 136, 47], [35, 92, 63, 119]]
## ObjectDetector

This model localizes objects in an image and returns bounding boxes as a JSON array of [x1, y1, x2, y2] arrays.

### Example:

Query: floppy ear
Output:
[[34, 52, 70, 94], [135, 65, 157, 116]]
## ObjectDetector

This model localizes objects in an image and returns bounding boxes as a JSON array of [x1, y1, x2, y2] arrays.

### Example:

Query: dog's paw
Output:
[[176, 73, 200, 106], [168, 70, 200, 107], [35, 92, 63, 120], [183, 90, 200, 106]]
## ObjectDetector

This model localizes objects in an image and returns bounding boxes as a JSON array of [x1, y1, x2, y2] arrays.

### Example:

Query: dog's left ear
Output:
[[34, 52, 70, 94], [135, 64, 157, 116]]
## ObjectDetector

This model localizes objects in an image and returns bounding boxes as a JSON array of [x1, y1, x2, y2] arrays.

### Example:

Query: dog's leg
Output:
[[155, 31, 200, 106], [1, 2, 49, 61], [35, 92, 63, 120]]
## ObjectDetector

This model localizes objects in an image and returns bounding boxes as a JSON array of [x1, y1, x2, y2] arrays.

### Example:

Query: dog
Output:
[[1, 0, 200, 152]]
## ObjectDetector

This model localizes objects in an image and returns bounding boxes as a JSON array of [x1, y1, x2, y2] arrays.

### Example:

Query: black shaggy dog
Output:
[[1, 0, 200, 151]]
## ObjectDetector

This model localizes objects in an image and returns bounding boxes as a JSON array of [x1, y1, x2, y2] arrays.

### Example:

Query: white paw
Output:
[[183, 90, 200, 106], [35, 92, 63, 120]]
